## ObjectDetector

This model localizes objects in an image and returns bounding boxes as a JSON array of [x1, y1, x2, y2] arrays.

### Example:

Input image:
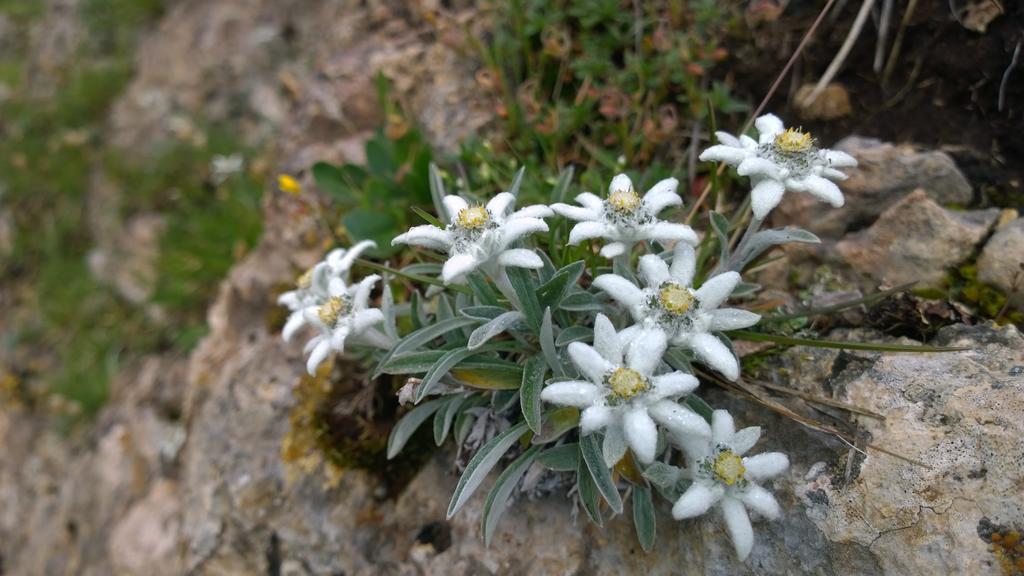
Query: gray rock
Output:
[[837, 189, 999, 288], [773, 137, 974, 237], [977, 217, 1024, 309]]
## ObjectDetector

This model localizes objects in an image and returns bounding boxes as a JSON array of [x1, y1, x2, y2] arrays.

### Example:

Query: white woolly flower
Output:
[[550, 173, 698, 259], [670, 409, 789, 561], [296, 274, 389, 375], [592, 242, 759, 380], [699, 113, 858, 220], [277, 240, 376, 342], [391, 192, 552, 284], [539, 314, 710, 465]]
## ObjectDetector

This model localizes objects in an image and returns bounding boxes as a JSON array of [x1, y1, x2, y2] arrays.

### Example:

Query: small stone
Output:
[[977, 217, 1024, 310], [794, 83, 853, 121]]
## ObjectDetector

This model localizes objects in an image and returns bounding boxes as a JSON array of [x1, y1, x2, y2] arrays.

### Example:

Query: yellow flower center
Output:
[[317, 296, 347, 326], [713, 450, 746, 486], [608, 367, 647, 399], [773, 127, 813, 153], [607, 188, 641, 213], [456, 206, 490, 229], [659, 284, 694, 315], [296, 268, 313, 289], [278, 174, 302, 195]]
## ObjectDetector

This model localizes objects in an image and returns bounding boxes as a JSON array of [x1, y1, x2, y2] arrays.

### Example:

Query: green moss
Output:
[[943, 264, 1023, 325]]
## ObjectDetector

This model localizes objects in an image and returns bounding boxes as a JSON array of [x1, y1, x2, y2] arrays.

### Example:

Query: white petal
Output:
[[485, 192, 516, 217], [350, 308, 384, 333], [695, 271, 740, 311], [820, 167, 849, 181], [750, 178, 786, 220], [568, 341, 613, 384], [638, 254, 671, 289], [568, 221, 609, 245], [602, 424, 628, 467], [714, 131, 740, 147], [650, 372, 699, 400], [501, 217, 549, 245], [442, 253, 479, 284], [739, 135, 759, 149], [498, 248, 543, 269], [593, 274, 645, 309], [642, 222, 699, 246], [328, 277, 349, 298], [739, 484, 782, 520], [737, 157, 784, 180], [351, 274, 380, 310], [730, 426, 762, 456], [510, 204, 553, 220], [672, 482, 721, 519], [824, 149, 858, 168], [708, 308, 760, 331], [648, 400, 712, 445], [580, 405, 613, 434], [670, 242, 697, 286], [792, 175, 844, 207], [303, 334, 323, 355], [540, 380, 605, 408], [282, 311, 307, 342], [690, 333, 739, 380], [592, 313, 623, 366], [609, 173, 634, 195], [623, 408, 658, 464], [442, 195, 469, 220], [550, 203, 599, 222], [306, 339, 332, 375], [575, 192, 604, 211], [277, 290, 301, 309], [392, 225, 451, 250], [743, 452, 789, 481], [329, 325, 350, 350], [754, 113, 785, 143], [711, 409, 736, 445], [332, 240, 377, 274], [625, 328, 667, 377], [721, 497, 755, 561], [642, 178, 682, 214], [699, 144, 750, 166], [599, 242, 628, 258]]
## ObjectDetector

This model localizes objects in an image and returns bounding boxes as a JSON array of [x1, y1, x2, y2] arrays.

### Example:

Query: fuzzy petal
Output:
[[592, 274, 645, 310], [730, 426, 762, 456], [623, 408, 659, 464], [306, 339, 332, 375], [599, 241, 628, 259], [695, 271, 741, 310], [740, 484, 782, 520], [282, 311, 307, 342], [670, 242, 697, 286], [638, 254, 671, 289], [609, 173, 634, 195], [392, 225, 451, 251], [643, 222, 699, 246], [625, 328, 667, 376], [329, 325, 350, 350], [711, 409, 736, 445], [672, 482, 721, 519], [648, 400, 712, 446], [568, 341, 613, 385], [699, 144, 750, 166], [721, 497, 755, 561], [602, 423, 628, 467], [328, 277, 349, 299], [592, 313, 623, 366], [737, 157, 784, 180], [650, 372, 699, 400], [442, 195, 470, 221], [568, 221, 609, 245], [580, 405, 613, 434], [754, 113, 785, 143], [819, 167, 849, 181], [792, 175, 844, 207], [714, 130, 740, 147], [824, 149, 858, 168], [330, 240, 377, 275], [498, 248, 543, 269], [575, 192, 604, 211], [350, 308, 384, 333], [708, 308, 760, 331], [485, 192, 516, 217], [642, 178, 682, 214], [501, 217, 549, 246], [750, 178, 786, 220], [689, 333, 739, 381], [743, 452, 790, 481], [351, 275, 381, 311], [550, 203, 600, 222], [540, 380, 605, 408], [510, 204, 553, 220], [441, 253, 479, 284]]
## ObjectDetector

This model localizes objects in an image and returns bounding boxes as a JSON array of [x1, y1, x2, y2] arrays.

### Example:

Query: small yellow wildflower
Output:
[[278, 174, 302, 195]]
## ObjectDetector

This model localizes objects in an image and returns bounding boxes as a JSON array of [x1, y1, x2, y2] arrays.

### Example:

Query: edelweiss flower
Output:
[[550, 173, 698, 259], [539, 314, 710, 465], [391, 192, 552, 284], [670, 409, 789, 561], [592, 242, 759, 380], [278, 240, 376, 342], [699, 113, 858, 219], [298, 274, 389, 375]]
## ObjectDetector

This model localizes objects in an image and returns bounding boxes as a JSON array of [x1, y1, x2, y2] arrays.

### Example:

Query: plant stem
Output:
[[724, 215, 763, 273]]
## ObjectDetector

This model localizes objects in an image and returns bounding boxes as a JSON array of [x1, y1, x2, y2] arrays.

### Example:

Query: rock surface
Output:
[[773, 137, 974, 237], [978, 217, 1024, 309], [837, 189, 999, 288]]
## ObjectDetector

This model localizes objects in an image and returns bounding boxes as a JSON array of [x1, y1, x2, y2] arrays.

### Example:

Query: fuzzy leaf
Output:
[[506, 266, 543, 332], [576, 458, 604, 526], [468, 311, 525, 350], [560, 290, 602, 312], [387, 397, 447, 459], [451, 364, 524, 390], [632, 485, 656, 553], [538, 260, 585, 311], [536, 443, 579, 471], [447, 421, 530, 518], [482, 445, 541, 547], [580, 434, 623, 514], [520, 356, 547, 434], [373, 317, 480, 377], [531, 407, 581, 444], [433, 393, 468, 446], [540, 308, 565, 377], [555, 325, 593, 346], [428, 162, 448, 225], [709, 211, 731, 264]]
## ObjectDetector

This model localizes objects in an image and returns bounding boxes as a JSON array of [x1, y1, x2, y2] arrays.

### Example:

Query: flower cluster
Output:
[[278, 113, 855, 561]]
